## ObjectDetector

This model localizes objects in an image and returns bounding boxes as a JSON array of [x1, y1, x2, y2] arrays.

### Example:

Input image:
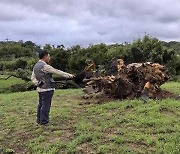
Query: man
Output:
[[31, 50, 74, 125]]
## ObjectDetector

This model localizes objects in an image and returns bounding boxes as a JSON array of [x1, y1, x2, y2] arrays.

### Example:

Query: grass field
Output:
[[0, 82, 180, 154], [161, 81, 180, 94], [0, 75, 24, 91]]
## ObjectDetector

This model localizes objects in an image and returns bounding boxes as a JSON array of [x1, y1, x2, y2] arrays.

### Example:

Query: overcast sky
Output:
[[0, 0, 180, 46]]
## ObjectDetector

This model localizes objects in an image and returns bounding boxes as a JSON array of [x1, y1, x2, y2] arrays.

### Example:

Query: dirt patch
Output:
[[154, 90, 179, 99], [77, 143, 96, 154], [0, 130, 30, 154], [79, 97, 114, 105], [79, 89, 179, 105], [125, 142, 147, 153]]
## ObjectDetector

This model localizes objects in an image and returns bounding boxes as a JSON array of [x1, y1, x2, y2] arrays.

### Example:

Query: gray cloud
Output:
[[0, 0, 180, 46]]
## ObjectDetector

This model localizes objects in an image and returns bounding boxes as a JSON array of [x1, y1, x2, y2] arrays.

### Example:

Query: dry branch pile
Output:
[[83, 59, 170, 100]]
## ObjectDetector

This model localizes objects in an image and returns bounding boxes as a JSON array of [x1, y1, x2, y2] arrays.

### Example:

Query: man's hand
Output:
[[68, 74, 74, 78]]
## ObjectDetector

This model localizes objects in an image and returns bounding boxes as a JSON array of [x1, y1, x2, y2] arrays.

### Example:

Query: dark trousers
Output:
[[37, 90, 54, 124]]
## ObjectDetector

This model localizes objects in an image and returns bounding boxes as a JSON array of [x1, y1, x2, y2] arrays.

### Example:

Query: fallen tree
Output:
[[0, 63, 96, 93], [54, 62, 96, 89], [83, 59, 172, 100]]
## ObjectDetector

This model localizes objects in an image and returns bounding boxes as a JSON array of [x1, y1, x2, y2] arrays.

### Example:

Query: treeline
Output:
[[0, 35, 180, 75], [0, 41, 39, 71], [162, 41, 180, 54]]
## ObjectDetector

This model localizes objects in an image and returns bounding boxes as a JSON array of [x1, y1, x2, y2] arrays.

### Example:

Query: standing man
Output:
[[31, 50, 74, 125]]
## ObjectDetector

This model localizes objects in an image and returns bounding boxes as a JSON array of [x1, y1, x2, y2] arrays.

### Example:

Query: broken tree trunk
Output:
[[83, 59, 170, 99]]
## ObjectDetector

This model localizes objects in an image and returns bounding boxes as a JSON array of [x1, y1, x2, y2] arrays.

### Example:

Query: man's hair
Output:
[[38, 50, 49, 59]]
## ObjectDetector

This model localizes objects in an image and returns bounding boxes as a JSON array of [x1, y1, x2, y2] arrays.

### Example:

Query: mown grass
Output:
[[0, 82, 180, 154]]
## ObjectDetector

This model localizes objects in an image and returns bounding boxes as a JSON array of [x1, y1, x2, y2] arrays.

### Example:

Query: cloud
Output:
[[0, 0, 180, 46]]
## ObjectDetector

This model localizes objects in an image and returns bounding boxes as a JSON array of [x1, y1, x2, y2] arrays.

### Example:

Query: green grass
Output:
[[0, 75, 24, 88], [161, 82, 180, 94], [0, 82, 180, 153]]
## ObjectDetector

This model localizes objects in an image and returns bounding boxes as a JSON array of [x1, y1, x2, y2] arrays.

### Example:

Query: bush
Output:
[[3, 61, 17, 71], [9, 82, 36, 93], [15, 59, 27, 69]]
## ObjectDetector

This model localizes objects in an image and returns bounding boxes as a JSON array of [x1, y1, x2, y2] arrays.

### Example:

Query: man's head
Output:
[[38, 50, 51, 63]]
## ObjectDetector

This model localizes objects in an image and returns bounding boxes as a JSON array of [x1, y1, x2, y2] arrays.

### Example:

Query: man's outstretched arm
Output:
[[43, 64, 74, 78]]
